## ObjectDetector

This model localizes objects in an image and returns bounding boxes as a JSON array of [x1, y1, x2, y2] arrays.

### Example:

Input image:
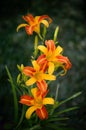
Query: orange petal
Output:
[[38, 15, 52, 24], [57, 55, 72, 70], [37, 54, 47, 65], [23, 66, 35, 76], [23, 14, 34, 23], [19, 95, 33, 106], [37, 80, 47, 93], [45, 40, 56, 52], [36, 106, 48, 120], [25, 25, 34, 35]]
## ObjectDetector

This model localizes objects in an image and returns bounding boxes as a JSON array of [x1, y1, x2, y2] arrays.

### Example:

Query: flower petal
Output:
[[23, 66, 35, 76], [41, 20, 49, 27], [55, 45, 63, 56], [42, 73, 56, 80], [16, 23, 28, 32], [36, 106, 48, 120], [19, 95, 33, 106], [48, 62, 55, 74], [37, 54, 47, 65], [57, 55, 72, 69], [32, 60, 40, 71], [31, 87, 38, 98], [25, 25, 34, 35], [26, 106, 37, 119], [43, 97, 54, 105], [37, 80, 47, 93], [60, 65, 67, 76], [38, 15, 52, 24], [45, 40, 56, 52], [38, 45, 47, 54], [26, 77, 36, 86], [23, 14, 34, 23]]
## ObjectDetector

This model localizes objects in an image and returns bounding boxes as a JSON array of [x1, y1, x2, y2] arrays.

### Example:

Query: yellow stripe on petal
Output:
[[41, 20, 49, 27], [16, 23, 28, 32], [42, 73, 56, 80], [48, 62, 55, 74], [55, 46, 63, 56], [38, 45, 47, 54], [26, 106, 37, 119], [43, 98, 54, 105], [26, 77, 36, 86]]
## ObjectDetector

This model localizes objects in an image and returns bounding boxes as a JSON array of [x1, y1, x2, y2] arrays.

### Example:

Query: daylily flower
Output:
[[19, 87, 54, 120], [23, 60, 56, 92], [37, 40, 72, 75], [17, 14, 52, 35]]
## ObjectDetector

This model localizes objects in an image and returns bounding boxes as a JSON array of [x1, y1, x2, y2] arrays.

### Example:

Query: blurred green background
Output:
[[0, 0, 86, 130]]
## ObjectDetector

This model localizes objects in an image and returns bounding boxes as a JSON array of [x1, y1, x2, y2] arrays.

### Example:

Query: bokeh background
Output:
[[0, 0, 86, 130]]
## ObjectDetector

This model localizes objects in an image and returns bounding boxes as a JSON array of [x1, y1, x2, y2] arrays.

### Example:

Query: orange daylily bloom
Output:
[[17, 14, 52, 35], [19, 87, 54, 120], [37, 40, 72, 75], [23, 60, 56, 92]]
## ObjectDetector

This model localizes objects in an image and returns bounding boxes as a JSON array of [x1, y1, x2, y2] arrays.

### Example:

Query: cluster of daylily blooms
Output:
[[17, 14, 72, 120]]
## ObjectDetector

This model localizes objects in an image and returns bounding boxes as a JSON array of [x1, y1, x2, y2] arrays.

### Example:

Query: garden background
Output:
[[0, 0, 86, 130]]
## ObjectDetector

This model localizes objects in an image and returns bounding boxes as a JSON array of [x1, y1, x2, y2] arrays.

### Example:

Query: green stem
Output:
[[38, 33, 44, 43], [5, 66, 18, 122], [42, 26, 47, 39], [33, 35, 38, 59]]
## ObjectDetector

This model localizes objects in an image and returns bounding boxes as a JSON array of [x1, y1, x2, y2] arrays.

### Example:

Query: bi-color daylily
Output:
[[37, 40, 72, 75], [17, 14, 52, 35], [19, 87, 54, 120], [23, 60, 56, 92]]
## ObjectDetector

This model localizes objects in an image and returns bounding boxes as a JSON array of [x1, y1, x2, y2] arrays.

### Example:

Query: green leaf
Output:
[[15, 105, 26, 129], [5, 66, 18, 122], [58, 92, 82, 107], [55, 107, 78, 116], [47, 117, 69, 122]]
